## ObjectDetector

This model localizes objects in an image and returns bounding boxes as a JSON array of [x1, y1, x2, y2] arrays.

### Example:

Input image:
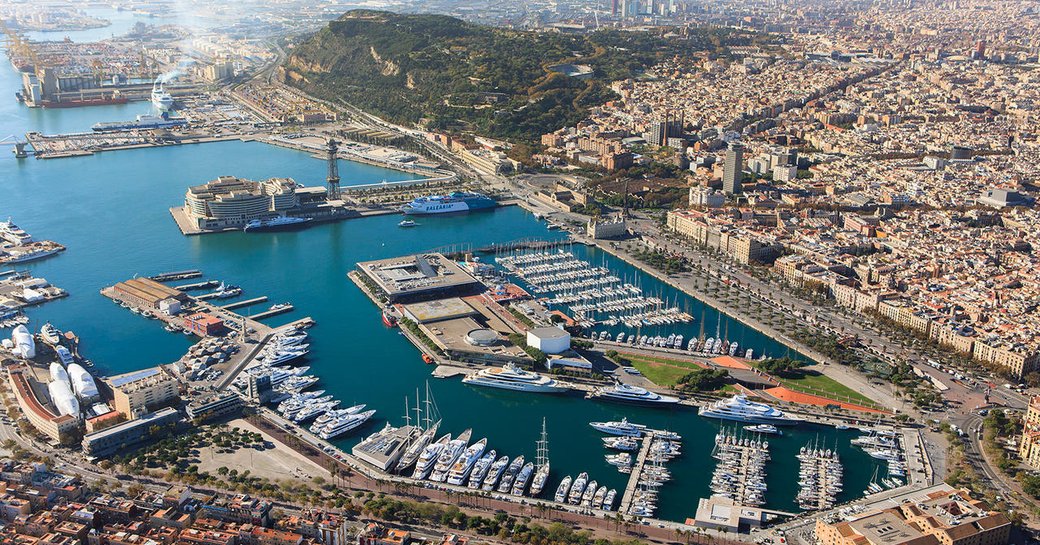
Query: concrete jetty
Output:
[[222, 296, 268, 310], [250, 305, 294, 320], [619, 431, 656, 515]]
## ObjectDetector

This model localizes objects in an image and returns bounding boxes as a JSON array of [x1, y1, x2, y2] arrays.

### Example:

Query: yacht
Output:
[[398, 220, 417, 228], [0, 218, 32, 245], [603, 436, 639, 451], [318, 410, 376, 440], [567, 472, 589, 504], [395, 421, 441, 472], [466, 450, 498, 489], [588, 382, 680, 406], [481, 455, 510, 491], [446, 438, 488, 485], [698, 394, 803, 425], [602, 489, 617, 510], [510, 462, 535, 496], [244, 216, 312, 232], [582, 483, 602, 507], [292, 400, 340, 423], [430, 429, 472, 482], [412, 433, 451, 480], [40, 323, 62, 346], [554, 475, 573, 503], [496, 456, 525, 493], [462, 363, 571, 393], [530, 462, 550, 497], [744, 424, 782, 435], [310, 404, 365, 431], [589, 418, 646, 437]]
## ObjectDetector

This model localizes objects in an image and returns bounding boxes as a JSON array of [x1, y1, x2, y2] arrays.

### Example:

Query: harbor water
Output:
[[0, 46, 886, 520]]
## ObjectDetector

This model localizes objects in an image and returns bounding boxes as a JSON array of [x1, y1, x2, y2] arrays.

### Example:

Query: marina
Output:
[[708, 429, 771, 508], [0, 54, 904, 520]]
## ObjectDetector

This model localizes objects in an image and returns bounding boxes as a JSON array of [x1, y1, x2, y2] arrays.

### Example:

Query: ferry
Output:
[[152, 81, 174, 111], [587, 382, 680, 406], [400, 192, 496, 215], [461, 363, 571, 393], [699, 394, 803, 425], [243, 216, 312, 232]]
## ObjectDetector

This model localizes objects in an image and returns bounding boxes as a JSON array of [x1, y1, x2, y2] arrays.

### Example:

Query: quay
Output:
[[619, 430, 656, 515], [175, 279, 219, 291], [249, 305, 294, 320], [221, 297, 268, 310], [150, 270, 201, 282]]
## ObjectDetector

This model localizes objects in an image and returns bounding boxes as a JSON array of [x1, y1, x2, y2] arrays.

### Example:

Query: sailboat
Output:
[[529, 418, 551, 496]]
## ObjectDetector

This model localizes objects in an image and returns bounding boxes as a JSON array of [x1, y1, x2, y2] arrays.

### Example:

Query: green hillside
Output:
[[282, 10, 757, 142]]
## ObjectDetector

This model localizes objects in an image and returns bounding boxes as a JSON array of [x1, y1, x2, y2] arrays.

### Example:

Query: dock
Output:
[[250, 305, 294, 320], [222, 297, 268, 310], [176, 280, 219, 291], [151, 270, 202, 282], [619, 431, 656, 515]]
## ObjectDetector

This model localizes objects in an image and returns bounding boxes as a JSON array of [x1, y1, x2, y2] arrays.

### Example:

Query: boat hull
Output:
[[462, 377, 569, 393]]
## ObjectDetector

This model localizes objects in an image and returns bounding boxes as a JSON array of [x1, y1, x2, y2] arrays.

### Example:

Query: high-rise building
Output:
[[722, 141, 745, 195]]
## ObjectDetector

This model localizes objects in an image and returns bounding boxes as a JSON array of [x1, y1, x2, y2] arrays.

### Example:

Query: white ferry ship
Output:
[[400, 192, 496, 215]]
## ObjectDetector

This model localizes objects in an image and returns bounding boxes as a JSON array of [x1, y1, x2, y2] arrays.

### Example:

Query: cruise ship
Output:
[[243, 216, 312, 232], [698, 394, 803, 425], [400, 192, 496, 215], [588, 382, 680, 406], [152, 81, 174, 111], [461, 363, 571, 393]]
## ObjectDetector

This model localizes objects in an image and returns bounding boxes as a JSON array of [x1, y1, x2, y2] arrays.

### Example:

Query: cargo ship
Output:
[[400, 192, 496, 215], [92, 113, 187, 132]]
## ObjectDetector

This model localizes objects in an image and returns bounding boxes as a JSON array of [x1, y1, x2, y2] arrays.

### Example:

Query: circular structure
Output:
[[465, 328, 499, 347]]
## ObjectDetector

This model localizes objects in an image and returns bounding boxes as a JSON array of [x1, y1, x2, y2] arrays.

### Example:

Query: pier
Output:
[[250, 305, 295, 320], [709, 430, 770, 508], [221, 297, 269, 310], [150, 270, 201, 282], [619, 431, 656, 515], [175, 279, 219, 291]]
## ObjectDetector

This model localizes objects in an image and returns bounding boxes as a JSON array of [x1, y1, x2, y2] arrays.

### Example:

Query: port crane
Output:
[[0, 136, 30, 159]]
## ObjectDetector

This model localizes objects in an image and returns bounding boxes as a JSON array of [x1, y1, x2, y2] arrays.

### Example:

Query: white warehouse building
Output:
[[527, 327, 571, 355]]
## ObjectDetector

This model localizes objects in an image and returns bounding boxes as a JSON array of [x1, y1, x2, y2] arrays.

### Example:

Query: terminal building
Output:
[[109, 278, 188, 313], [398, 296, 529, 365], [184, 176, 302, 230], [356, 253, 486, 304]]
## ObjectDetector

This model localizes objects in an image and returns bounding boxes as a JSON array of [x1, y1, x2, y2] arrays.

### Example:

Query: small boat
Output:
[[398, 220, 417, 228]]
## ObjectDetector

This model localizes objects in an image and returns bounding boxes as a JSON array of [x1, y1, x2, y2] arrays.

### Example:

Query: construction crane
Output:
[[0, 135, 30, 159]]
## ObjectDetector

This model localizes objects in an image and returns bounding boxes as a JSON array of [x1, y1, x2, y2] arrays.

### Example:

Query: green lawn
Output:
[[629, 361, 690, 388], [780, 370, 875, 406], [619, 352, 706, 371]]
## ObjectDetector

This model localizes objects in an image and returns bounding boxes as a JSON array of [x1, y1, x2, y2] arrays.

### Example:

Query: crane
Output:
[[0, 135, 30, 159]]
